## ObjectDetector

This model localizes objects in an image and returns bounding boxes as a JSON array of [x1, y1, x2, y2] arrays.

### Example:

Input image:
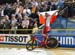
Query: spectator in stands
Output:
[[16, 14, 23, 34], [50, 0, 57, 10], [21, 16, 30, 34], [32, 21, 38, 34], [15, 5, 20, 15], [30, 5, 38, 18], [56, 0, 64, 8], [31, 0, 38, 7], [17, 14, 23, 29], [21, 16, 30, 29], [16, 0, 22, 5], [4, 15, 10, 29], [23, 7, 31, 17], [0, 15, 10, 29], [0, 7, 4, 17], [11, 14, 17, 34]]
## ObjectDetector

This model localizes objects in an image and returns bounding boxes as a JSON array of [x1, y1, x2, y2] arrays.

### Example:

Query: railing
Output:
[[0, 28, 75, 31], [0, 29, 75, 35]]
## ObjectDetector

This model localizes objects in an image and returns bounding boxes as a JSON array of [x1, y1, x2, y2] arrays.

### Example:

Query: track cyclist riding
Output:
[[26, 10, 59, 51]]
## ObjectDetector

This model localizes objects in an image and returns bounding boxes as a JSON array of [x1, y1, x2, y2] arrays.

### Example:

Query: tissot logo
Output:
[[5, 36, 27, 42], [0, 34, 31, 44], [0, 36, 4, 41]]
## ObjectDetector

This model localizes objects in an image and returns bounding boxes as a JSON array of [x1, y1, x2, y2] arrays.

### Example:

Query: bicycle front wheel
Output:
[[26, 40, 37, 51]]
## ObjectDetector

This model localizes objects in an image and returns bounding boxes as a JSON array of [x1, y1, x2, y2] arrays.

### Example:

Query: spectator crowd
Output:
[[0, 0, 75, 34]]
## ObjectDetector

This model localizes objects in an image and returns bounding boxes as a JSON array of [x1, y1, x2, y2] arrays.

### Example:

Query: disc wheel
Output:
[[46, 38, 59, 48], [26, 40, 37, 51]]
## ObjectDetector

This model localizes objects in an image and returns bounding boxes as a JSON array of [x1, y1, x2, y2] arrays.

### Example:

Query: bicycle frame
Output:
[[31, 35, 47, 47]]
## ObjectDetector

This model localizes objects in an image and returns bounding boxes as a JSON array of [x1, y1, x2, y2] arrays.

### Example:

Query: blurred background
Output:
[[0, 0, 75, 35]]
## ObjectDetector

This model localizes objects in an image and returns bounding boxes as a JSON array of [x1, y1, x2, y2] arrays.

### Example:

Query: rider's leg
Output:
[[41, 33, 48, 47], [42, 25, 51, 47]]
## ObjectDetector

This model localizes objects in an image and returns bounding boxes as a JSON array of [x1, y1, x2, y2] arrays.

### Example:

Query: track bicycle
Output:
[[26, 34, 59, 51]]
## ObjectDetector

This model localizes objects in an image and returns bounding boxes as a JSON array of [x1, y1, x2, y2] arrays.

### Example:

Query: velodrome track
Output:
[[0, 44, 75, 55]]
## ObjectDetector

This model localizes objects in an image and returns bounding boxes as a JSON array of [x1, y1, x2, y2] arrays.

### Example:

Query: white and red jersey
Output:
[[43, 15, 51, 34], [38, 10, 58, 34]]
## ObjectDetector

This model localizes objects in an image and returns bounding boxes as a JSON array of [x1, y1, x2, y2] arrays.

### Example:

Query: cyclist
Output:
[[42, 11, 58, 46], [42, 13, 51, 46]]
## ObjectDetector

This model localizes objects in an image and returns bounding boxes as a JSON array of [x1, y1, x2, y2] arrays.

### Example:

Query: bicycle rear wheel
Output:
[[26, 40, 37, 51], [46, 38, 59, 48]]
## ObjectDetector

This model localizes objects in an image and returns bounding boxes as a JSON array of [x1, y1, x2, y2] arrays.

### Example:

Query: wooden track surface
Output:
[[0, 44, 75, 55]]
